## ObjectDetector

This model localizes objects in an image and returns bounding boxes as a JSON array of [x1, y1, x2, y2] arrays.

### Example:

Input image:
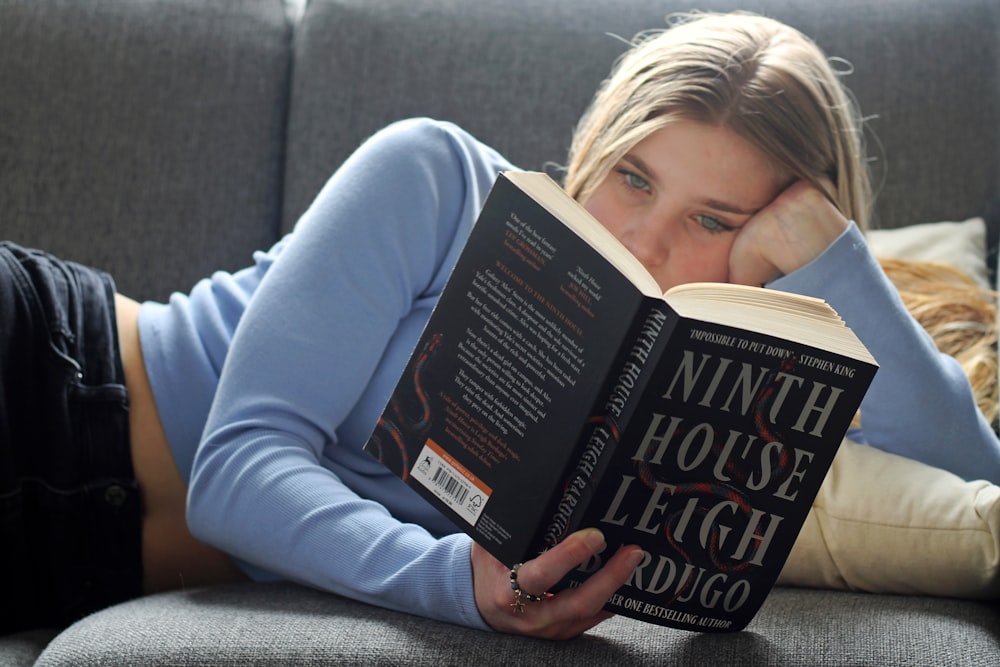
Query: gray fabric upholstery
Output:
[[29, 583, 1000, 666], [2, 0, 1000, 664], [282, 0, 1000, 234], [0, 631, 56, 667], [0, 0, 291, 302]]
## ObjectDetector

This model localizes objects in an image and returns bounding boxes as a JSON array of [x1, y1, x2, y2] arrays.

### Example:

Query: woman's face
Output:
[[583, 121, 789, 291]]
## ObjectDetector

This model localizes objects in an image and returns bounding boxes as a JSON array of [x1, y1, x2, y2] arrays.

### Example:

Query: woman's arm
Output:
[[728, 178, 1000, 483], [772, 223, 1000, 484], [187, 118, 507, 628], [186, 118, 640, 634]]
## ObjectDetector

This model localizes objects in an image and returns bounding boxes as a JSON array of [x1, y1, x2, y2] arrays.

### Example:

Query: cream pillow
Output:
[[779, 439, 1000, 597], [866, 217, 990, 289], [778, 218, 1000, 598]]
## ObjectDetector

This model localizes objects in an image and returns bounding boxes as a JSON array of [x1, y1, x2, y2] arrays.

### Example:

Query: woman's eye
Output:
[[696, 215, 733, 234], [618, 169, 651, 192]]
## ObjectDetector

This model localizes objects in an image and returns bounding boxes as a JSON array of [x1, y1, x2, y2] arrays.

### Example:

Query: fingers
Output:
[[472, 529, 643, 640], [523, 543, 644, 640], [730, 179, 849, 284], [514, 528, 605, 594], [728, 243, 780, 288]]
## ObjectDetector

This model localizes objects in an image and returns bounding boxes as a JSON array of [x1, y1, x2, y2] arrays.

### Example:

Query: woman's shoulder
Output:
[[364, 117, 517, 175]]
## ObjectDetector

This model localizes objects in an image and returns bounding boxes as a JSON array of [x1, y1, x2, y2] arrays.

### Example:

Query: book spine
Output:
[[535, 300, 674, 553]]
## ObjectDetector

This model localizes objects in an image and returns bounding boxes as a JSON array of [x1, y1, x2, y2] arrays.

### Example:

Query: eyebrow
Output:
[[621, 154, 761, 216]]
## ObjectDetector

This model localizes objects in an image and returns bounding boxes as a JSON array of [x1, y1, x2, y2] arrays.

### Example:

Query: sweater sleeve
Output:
[[771, 223, 1000, 484], [186, 119, 513, 629]]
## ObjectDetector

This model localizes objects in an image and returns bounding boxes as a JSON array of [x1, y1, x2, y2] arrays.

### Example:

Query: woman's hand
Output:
[[728, 179, 850, 287], [471, 528, 643, 639]]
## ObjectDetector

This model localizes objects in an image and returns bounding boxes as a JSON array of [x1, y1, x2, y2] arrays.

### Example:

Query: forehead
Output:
[[626, 121, 789, 205]]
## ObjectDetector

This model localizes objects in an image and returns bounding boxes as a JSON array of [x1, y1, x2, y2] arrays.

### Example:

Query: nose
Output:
[[619, 212, 672, 269]]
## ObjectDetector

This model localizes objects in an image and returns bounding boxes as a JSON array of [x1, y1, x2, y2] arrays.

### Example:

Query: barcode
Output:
[[411, 442, 489, 526], [431, 465, 469, 505]]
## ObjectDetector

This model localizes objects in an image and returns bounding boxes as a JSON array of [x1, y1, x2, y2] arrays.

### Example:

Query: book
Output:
[[364, 170, 878, 632]]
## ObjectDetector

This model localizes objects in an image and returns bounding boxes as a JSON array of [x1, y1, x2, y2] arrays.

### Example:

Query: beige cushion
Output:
[[778, 218, 1000, 598], [780, 439, 1000, 597], [866, 217, 990, 289]]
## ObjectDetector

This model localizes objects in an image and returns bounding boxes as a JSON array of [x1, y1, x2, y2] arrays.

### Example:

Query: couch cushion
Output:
[[32, 582, 1000, 666], [0, 629, 58, 667], [867, 217, 991, 290], [781, 438, 1000, 598], [282, 0, 1000, 233], [0, 0, 291, 301]]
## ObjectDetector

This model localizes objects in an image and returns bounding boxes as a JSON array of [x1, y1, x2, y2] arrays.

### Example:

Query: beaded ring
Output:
[[509, 563, 550, 613]]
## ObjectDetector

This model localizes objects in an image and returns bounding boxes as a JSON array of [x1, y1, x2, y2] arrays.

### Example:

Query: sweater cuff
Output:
[[445, 534, 492, 631], [768, 221, 867, 296]]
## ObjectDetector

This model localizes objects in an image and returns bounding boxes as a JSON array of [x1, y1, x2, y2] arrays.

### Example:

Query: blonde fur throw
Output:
[[880, 257, 998, 428]]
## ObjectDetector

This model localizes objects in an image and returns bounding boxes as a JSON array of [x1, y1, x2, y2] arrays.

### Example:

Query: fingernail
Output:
[[626, 548, 645, 567], [582, 528, 605, 551]]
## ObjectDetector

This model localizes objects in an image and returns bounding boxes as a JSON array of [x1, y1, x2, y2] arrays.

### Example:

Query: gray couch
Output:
[[3, 0, 999, 664]]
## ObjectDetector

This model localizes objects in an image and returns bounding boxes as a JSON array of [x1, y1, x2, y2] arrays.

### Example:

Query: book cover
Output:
[[364, 171, 877, 631], [554, 311, 876, 631], [365, 171, 650, 566]]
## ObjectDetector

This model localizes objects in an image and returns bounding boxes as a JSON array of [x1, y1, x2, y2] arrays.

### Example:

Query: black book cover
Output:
[[365, 172, 648, 566], [557, 313, 876, 631]]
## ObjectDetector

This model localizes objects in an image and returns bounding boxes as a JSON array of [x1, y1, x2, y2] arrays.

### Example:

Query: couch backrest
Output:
[[0, 0, 291, 301], [284, 0, 1000, 235], [2, 0, 998, 301]]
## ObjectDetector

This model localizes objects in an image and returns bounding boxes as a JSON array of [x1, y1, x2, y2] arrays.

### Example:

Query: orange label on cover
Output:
[[411, 438, 493, 525]]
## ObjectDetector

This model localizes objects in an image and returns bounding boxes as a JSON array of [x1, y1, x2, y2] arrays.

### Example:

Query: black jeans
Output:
[[0, 242, 142, 633]]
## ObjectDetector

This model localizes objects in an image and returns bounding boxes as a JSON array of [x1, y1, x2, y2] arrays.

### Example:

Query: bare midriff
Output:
[[114, 294, 249, 593]]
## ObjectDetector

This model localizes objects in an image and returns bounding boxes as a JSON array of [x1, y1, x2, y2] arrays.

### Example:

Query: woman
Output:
[[3, 12, 998, 638]]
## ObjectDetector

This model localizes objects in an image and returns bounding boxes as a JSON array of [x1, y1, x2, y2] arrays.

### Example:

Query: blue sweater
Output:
[[138, 118, 1000, 629]]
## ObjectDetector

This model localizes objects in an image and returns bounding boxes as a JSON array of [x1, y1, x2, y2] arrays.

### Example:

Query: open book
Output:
[[365, 171, 877, 632]]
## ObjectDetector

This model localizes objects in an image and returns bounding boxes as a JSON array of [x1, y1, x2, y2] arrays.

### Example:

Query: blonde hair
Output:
[[880, 258, 998, 428], [564, 12, 872, 228]]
